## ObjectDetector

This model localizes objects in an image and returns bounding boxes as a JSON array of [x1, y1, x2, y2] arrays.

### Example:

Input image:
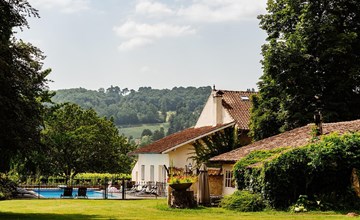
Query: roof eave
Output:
[[209, 159, 237, 164], [129, 151, 162, 155], [162, 122, 236, 154]]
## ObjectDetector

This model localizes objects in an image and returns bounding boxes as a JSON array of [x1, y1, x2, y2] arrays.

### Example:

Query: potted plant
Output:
[[168, 175, 197, 191]]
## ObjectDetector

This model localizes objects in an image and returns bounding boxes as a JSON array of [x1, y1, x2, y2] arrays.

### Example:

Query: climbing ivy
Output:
[[233, 132, 360, 210], [233, 147, 288, 191]]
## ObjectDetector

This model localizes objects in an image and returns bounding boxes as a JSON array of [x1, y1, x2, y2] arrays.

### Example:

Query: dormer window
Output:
[[241, 96, 249, 101]]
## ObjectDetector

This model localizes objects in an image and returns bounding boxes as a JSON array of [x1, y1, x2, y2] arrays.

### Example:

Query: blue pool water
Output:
[[32, 188, 120, 199]]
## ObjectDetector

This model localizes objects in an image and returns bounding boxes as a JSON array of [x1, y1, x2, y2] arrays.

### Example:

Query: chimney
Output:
[[314, 94, 323, 136], [212, 88, 223, 126], [314, 110, 323, 135]]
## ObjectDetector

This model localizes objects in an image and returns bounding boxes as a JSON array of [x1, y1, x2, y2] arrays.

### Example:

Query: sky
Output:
[[18, 0, 268, 91]]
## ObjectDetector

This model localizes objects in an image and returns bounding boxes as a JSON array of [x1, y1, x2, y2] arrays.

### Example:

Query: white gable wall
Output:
[[195, 93, 233, 128], [195, 95, 213, 127]]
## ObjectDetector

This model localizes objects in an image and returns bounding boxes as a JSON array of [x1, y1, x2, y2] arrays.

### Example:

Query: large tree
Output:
[[250, 0, 360, 140], [41, 103, 135, 182], [0, 0, 52, 171]]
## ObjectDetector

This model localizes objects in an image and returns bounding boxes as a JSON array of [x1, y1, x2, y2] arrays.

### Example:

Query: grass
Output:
[[118, 123, 169, 139], [0, 199, 355, 220]]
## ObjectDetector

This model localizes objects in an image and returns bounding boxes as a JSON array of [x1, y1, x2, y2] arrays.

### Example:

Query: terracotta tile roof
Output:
[[219, 90, 257, 130], [130, 122, 235, 154], [210, 119, 360, 163]]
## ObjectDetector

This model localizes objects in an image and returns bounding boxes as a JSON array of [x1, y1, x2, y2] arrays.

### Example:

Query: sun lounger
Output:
[[75, 187, 88, 199], [16, 188, 39, 198], [126, 183, 139, 194], [60, 187, 73, 198]]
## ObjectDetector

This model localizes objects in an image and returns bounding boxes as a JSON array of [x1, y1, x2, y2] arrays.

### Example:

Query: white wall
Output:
[[131, 161, 139, 182], [195, 93, 234, 128], [131, 143, 198, 182], [195, 94, 213, 127], [167, 143, 196, 169], [131, 154, 169, 183]]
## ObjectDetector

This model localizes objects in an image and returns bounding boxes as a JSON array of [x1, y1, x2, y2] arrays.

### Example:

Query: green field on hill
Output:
[[119, 123, 170, 139]]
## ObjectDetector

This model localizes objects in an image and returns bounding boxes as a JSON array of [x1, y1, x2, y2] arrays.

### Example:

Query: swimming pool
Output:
[[32, 188, 121, 199]]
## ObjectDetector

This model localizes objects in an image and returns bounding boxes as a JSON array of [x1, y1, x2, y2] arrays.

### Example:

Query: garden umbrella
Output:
[[197, 163, 210, 206]]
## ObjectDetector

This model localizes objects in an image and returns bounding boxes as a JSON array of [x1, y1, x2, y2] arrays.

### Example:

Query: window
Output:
[[241, 96, 249, 101], [150, 165, 154, 182], [225, 170, 234, 188], [158, 165, 167, 182], [141, 165, 145, 181]]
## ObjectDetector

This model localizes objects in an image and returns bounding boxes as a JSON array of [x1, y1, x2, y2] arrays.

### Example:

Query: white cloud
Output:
[[114, 21, 196, 51], [114, 21, 196, 38], [178, 0, 267, 22], [136, 1, 174, 17], [113, 0, 267, 51], [134, 0, 267, 22], [140, 65, 151, 72], [118, 37, 153, 51], [29, 0, 90, 13]]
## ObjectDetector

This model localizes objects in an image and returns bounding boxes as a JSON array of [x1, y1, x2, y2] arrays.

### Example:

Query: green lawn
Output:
[[0, 199, 355, 220]]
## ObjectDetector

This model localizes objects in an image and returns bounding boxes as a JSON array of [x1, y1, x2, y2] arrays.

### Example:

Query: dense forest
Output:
[[52, 86, 212, 137]]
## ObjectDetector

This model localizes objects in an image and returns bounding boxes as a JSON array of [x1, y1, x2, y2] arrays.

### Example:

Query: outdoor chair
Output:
[[127, 183, 140, 195], [135, 184, 148, 196], [60, 187, 73, 198], [148, 185, 158, 198], [75, 187, 88, 199]]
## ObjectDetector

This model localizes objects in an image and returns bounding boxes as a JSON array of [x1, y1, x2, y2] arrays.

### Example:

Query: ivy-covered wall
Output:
[[233, 147, 288, 193], [233, 132, 360, 209]]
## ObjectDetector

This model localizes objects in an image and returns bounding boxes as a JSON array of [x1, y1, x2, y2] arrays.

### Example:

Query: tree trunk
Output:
[[351, 168, 360, 197]]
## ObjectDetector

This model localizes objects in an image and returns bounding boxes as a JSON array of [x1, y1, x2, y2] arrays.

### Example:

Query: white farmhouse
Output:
[[130, 87, 255, 195]]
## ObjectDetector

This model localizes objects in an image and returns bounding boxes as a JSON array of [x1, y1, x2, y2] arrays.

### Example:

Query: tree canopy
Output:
[[250, 0, 360, 140], [40, 103, 135, 181], [0, 0, 52, 172]]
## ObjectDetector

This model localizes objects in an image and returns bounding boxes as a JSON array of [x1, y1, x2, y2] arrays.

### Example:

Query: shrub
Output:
[[291, 195, 315, 212], [20, 173, 131, 186], [220, 190, 266, 212], [74, 173, 131, 186], [0, 174, 17, 200]]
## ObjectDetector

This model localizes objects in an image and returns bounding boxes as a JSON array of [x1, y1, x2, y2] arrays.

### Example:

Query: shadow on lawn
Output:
[[155, 204, 207, 212], [0, 212, 102, 220]]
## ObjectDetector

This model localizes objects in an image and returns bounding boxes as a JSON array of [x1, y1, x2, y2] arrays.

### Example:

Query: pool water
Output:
[[32, 188, 120, 199]]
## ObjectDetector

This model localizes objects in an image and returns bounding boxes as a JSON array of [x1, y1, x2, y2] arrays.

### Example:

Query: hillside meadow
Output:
[[0, 199, 355, 220], [119, 123, 170, 139]]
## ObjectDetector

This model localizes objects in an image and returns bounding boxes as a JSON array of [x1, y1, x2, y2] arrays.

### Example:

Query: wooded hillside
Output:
[[52, 86, 211, 137]]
